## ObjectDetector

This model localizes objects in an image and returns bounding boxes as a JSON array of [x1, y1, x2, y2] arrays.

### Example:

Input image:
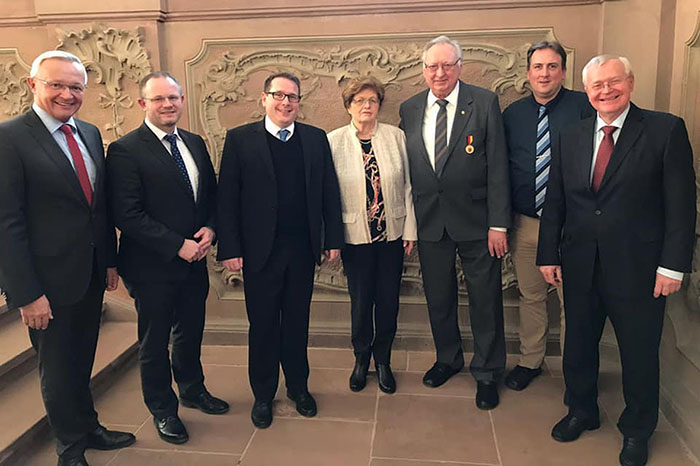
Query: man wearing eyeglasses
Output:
[[399, 35, 510, 410], [217, 71, 343, 428], [106, 71, 227, 445], [0, 51, 134, 466], [537, 55, 695, 466]]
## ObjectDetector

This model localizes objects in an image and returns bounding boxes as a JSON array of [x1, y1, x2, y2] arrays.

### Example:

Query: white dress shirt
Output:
[[33, 103, 96, 189], [422, 85, 459, 169], [265, 116, 295, 141], [145, 118, 199, 202], [591, 105, 681, 281]]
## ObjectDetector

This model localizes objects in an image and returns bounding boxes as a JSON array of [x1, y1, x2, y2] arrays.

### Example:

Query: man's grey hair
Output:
[[422, 35, 463, 64], [582, 55, 633, 87], [30, 50, 88, 84]]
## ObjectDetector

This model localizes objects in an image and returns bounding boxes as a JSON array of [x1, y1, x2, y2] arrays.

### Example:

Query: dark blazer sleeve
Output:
[[0, 132, 43, 307], [191, 132, 218, 236], [216, 129, 243, 260], [319, 132, 344, 249], [484, 93, 511, 228], [536, 130, 566, 266], [106, 139, 185, 260], [659, 117, 696, 272]]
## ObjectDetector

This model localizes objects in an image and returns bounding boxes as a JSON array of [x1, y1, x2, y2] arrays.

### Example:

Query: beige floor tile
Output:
[[392, 370, 476, 397], [132, 365, 254, 454], [241, 418, 373, 466], [494, 376, 622, 466], [276, 368, 377, 421], [308, 347, 356, 369], [200, 345, 248, 366], [373, 394, 499, 464], [94, 366, 150, 426], [406, 350, 438, 372], [371, 460, 477, 466], [544, 355, 563, 377], [109, 449, 239, 466], [648, 430, 700, 465]]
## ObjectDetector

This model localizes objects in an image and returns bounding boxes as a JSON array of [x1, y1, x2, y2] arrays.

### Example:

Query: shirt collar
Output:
[[530, 86, 567, 111], [32, 102, 77, 134], [265, 116, 295, 138], [145, 118, 180, 141], [595, 104, 630, 133], [427, 84, 459, 109]]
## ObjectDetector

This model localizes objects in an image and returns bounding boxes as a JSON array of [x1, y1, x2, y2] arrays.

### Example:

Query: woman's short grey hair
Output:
[[582, 55, 633, 86], [30, 50, 88, 84], [422, 35, 463, 63]]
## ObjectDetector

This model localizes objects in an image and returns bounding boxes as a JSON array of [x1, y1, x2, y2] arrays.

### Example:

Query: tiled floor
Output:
[[19, 346, 700, 466]]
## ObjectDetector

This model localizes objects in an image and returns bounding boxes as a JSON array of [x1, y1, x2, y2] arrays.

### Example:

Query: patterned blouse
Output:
[[359, 138, 387, 242]]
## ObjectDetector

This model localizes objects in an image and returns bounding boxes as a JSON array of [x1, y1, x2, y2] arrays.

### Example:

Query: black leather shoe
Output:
[[86, 425, 135, 450], [422, 362, 461, 388], [551, 413, 600, 442], [504, 365, 542, 391], [349, 360, 369, 392], [58, 455, 89, 466], [376, 363, 396, 394], [475, 381, 499, 410], [287, 390, 317, 417], [153, 415, 188, 444], [251, 400, 273, 428], [180, 389, 230, 415], [620, 437, 649, 466]]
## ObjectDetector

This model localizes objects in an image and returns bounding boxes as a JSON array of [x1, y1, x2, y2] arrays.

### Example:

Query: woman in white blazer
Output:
[[327, 76, 417, 394]]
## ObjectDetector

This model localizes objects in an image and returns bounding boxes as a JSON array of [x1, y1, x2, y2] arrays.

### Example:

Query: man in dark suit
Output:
[[399, 35, 511, 410], [537, 55, 695, 466], [107, 71, 228, 445], [0, 51, 134, 466], [217, 71, 344, 428]]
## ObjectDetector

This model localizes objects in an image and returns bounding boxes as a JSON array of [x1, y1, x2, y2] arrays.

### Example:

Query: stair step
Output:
[[0, 318, 138, 465]]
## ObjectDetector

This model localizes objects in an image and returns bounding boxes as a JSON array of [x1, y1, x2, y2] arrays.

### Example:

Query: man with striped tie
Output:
[[399, 36, 511, 409], [502, 41, 592, 392]]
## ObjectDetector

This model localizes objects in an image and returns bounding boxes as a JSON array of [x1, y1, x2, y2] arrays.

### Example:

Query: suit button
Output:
[[594, 210, 601, 216], [438, 189, 444, 194]]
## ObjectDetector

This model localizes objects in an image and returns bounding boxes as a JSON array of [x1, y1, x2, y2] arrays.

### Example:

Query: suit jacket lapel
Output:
[[295, 124, 313, 194], [598, 104, 643, 192], [138, 124, 193, 200], [252, 120, 276, 183], [75, 120, 102, 210], [576, 117, 596, 191], [24, 110, 89, 207], [179, 130, 206, 204], [437, 81, 473, 177], [411, 91, 435, 175]]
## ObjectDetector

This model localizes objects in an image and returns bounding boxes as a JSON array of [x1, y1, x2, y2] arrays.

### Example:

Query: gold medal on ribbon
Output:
[[465, 135, 475, 154]]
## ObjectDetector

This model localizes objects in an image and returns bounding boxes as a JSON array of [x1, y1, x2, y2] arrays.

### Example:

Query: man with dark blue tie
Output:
[[107, 71, 228, 445]]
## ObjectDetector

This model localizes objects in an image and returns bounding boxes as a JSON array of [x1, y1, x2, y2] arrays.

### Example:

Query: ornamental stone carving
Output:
[[0, 49, 31, 118], [186, 30, 567, 298], [57, 24, 151, 141]]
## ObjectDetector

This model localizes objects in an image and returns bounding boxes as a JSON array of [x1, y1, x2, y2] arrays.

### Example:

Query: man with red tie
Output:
[[0, 51, 134, 466], [537, 55, 696, 466]]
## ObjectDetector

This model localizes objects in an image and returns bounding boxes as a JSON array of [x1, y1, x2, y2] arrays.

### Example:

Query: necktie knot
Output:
[[60, 124, 73, 136], [538, 105, 547, 118], [602, 125, 617, 137], [437, 99, 448, 109], [164, 133, 177, 145], [279, 129, 290, 142]]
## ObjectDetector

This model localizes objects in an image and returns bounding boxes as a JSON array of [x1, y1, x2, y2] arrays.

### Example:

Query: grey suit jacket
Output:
[[399, 81, 511, 242]]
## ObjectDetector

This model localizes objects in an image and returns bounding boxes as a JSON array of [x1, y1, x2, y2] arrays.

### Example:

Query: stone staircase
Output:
[[0, 290, 139, 465]]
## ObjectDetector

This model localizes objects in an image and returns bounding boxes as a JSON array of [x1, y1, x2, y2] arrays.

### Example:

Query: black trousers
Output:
[[125, 264, 208, 419], [243, 235, 315, 402], [29, 259, 104, 458], [341, 239, 404, 365], [564, 252, 665, 439], [417, 231, 506, 382]]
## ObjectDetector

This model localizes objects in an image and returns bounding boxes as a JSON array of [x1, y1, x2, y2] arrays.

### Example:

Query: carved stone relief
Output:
[[0, 49, 31, 118], [56, 24, 152, 142], [186, 30, 566, 298]]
